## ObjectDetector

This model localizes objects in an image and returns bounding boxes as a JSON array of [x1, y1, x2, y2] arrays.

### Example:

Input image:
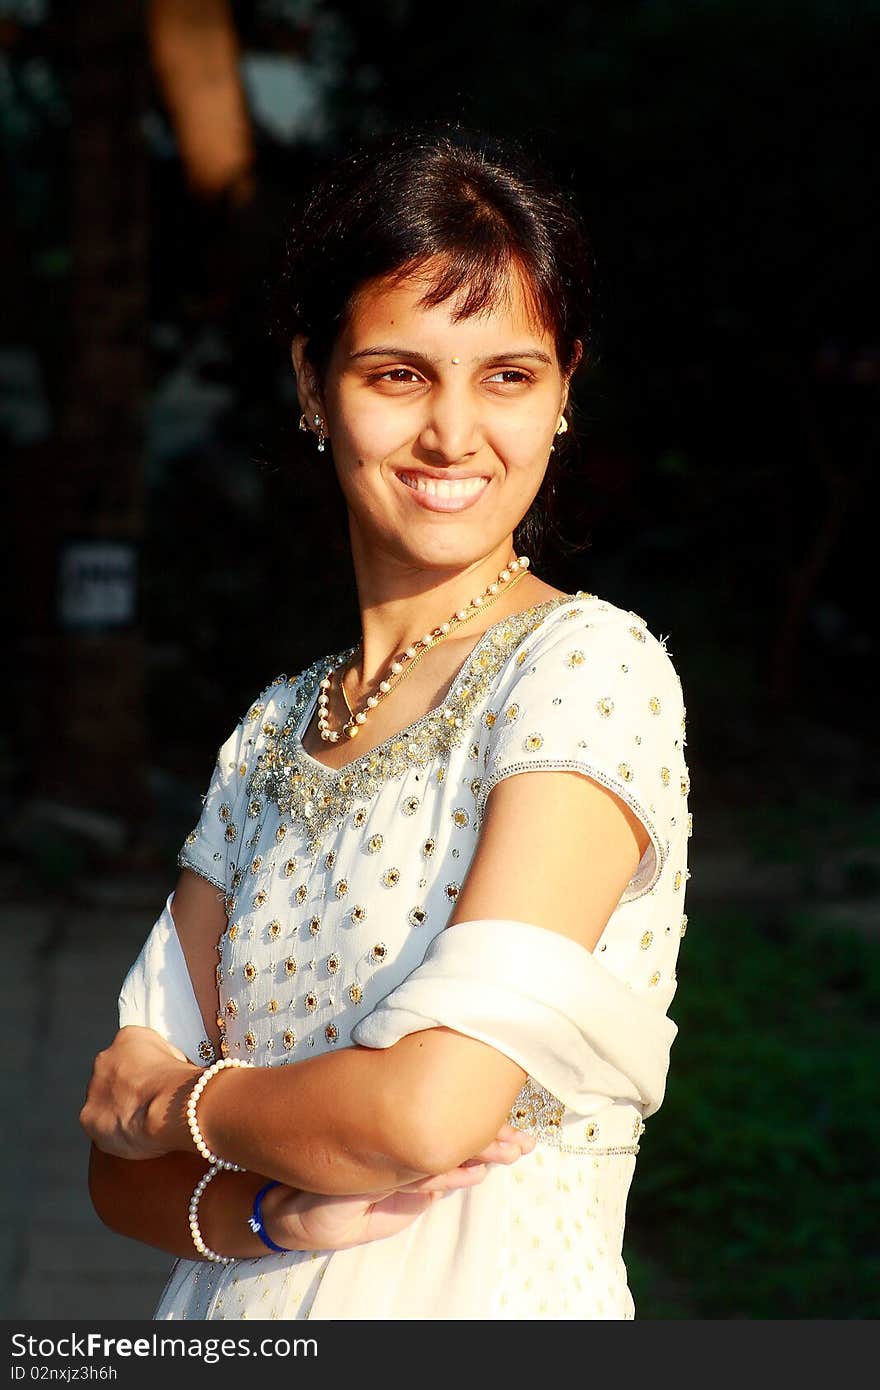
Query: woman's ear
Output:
[[566, 338, 584, 383], [560, 338, 584, 415], [291, 335, 324, 425]]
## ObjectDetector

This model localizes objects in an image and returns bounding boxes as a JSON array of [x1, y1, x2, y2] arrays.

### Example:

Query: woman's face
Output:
[[298, 259, 573, 579]]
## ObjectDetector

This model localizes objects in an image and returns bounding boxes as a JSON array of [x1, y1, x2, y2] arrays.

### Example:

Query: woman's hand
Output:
[[264, 1123, 536, 1251], [396, 1121, 536, 1194], [80, 1026, 200, 1160]]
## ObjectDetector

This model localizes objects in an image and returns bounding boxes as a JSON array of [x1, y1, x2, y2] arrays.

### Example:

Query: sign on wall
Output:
[[57, 540, 139, 632]]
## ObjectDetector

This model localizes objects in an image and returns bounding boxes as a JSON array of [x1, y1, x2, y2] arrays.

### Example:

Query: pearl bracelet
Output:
[[185, 1057, 252, 1171], [188, 1163, 234, 1265]]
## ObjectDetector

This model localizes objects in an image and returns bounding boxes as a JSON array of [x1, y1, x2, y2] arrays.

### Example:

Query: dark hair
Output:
[[270, 121, 594, 561]]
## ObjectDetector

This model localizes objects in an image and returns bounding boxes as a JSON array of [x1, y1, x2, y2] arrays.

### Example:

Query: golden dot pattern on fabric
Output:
[[176, 590, 690, 1216]]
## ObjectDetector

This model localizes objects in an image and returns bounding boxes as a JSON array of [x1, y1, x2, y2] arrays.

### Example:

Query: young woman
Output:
[[80, 125, 691, 1321]]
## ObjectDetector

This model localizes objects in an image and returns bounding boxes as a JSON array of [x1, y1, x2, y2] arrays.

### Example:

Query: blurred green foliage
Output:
[[625, 904, 880, 1318]]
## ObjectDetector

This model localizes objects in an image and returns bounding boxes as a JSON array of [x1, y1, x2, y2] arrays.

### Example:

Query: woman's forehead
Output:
[[343, 261, 556, 354]]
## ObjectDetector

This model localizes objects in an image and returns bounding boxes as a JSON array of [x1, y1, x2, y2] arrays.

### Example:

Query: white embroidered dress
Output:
[[132, 591, 690, 1321]]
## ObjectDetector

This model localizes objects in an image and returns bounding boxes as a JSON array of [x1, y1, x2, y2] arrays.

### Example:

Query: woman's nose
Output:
[[416, 387, 482, 463]]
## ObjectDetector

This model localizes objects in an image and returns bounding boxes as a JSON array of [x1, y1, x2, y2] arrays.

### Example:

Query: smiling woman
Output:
[[291, 266, 571, 671], [80, 123, 691, 1322], [275, 123, 590, 573]]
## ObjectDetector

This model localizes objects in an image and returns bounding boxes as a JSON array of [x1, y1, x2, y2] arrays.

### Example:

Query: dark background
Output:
[[1, 0, 877, 1319]]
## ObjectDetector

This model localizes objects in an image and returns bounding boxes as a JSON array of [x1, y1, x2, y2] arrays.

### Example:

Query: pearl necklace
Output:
[[318, 555, 531, 742]]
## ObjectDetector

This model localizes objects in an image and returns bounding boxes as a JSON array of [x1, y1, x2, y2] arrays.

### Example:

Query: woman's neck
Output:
[[345, 542, 545, 693]]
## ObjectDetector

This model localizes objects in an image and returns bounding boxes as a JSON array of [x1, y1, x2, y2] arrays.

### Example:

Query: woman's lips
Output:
[[394, 471, 491, 513]]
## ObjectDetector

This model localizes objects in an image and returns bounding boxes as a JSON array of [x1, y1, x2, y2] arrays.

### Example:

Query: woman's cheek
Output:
[[341, 410, 408, 465], [493, 429, 551, 484]]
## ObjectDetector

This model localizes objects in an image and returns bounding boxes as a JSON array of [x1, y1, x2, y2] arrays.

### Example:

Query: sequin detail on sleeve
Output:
[[177, 674, 302, 893]]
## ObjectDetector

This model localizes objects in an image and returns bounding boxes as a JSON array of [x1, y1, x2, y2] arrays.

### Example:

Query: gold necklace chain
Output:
[[334, 564, 528, 740], [318, 556, 530, 743], [339, 671, 356, 720], [376, 565, 527, 697]]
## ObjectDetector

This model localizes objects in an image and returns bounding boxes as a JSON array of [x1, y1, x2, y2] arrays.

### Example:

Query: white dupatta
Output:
[[117, 894, 207, 1060], [120, 907, 676, 1320]]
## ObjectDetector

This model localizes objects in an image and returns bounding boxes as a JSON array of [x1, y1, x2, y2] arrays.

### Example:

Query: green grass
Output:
[[624, 905, 880, 1318]]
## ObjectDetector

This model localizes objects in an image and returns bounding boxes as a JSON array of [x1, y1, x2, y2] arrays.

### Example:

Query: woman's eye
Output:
[[376, 368, 422, 383], [486, 369, 532, 384]]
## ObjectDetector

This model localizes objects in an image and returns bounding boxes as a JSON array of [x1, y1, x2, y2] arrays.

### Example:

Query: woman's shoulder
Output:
[[501, 589, 684, 698], [234, 640, 357, 734], [239, 672, 300, 725]]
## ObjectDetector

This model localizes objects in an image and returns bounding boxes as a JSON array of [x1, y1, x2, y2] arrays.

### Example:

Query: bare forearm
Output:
[[158, 1048, 432, 1195], [162, 1033, 524, 1193], [88, 1145, 274, 1260], [83, 1024, 526, 1195]]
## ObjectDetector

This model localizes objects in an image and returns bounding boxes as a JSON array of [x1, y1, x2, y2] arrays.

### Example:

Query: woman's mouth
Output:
[[394, 471, 491, 513]]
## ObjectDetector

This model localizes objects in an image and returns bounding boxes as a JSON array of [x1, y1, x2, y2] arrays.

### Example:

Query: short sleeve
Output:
[[476, 600, 688, 901], [177, 677, 289, 893]]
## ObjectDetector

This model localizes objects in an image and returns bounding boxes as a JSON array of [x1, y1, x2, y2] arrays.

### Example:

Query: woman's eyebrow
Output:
[[348, 346, 441, 365], [476, 349, 554, 367], [348, 346, 554, 366]]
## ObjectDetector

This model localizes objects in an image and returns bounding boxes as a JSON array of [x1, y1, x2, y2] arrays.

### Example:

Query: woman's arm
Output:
[[88, 1144, 273, 1260], [82, 771, 646, 1192], [88, 1133, 524, 1260], [168, 866, 227, 1053], [90, 867, 536, 1243]]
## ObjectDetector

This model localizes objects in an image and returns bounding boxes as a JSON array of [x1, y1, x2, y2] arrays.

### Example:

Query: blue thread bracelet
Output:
[[247, 1181, 291, 1253]]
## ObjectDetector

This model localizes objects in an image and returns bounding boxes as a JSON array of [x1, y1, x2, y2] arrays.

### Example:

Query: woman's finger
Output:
[[493, 1123, 525, 1145], [399, 1163, 489, 1196], [469, 1131, 537, 1165]]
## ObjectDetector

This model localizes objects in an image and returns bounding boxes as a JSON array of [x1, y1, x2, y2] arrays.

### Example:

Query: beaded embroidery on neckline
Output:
[[246, 594, 580, 844]]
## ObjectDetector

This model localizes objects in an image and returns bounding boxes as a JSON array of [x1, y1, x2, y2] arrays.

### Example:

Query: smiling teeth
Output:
[[401, 474, 487, 498]]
